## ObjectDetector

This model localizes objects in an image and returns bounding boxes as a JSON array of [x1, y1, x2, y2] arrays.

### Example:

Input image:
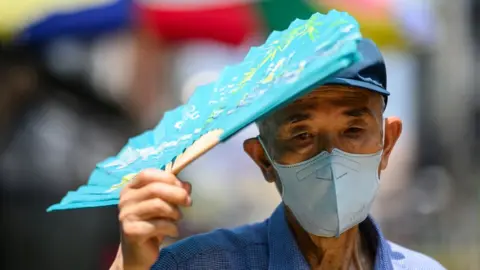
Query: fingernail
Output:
[[186, 196, 192, 206], [183, 182, 192, 194]]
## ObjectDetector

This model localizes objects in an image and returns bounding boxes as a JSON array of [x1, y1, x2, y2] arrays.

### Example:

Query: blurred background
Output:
[[0, 0, 479, 269]]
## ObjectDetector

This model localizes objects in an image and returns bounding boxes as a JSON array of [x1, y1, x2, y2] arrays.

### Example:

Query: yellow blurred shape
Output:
[[359, 20, 407, 50], [0, 0, 117, 39], [318, 0, 408, 49]]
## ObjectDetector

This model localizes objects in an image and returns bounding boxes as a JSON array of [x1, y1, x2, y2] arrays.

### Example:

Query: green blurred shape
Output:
[[255, 0, 326, 32]]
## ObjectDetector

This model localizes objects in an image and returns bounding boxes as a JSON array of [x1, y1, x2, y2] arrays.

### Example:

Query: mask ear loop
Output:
[[257, 136, 276, 165], [376, 118, 386, 180], [257, 136, 286, 198], [381, 118, 386, 147]]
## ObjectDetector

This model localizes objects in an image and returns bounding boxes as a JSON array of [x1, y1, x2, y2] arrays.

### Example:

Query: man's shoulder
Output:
[[388, 241, 446, 270], [152, 220, 269, 269]]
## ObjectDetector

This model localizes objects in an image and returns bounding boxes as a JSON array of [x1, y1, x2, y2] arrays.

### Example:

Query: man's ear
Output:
[[380, 117, 403, 170], [243, 137, 276, 183]]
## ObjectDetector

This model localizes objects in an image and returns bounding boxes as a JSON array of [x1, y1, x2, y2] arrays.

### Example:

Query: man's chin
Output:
[[283, 203, 362, 239]]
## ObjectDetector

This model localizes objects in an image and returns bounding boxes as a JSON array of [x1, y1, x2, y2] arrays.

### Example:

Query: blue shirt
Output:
[[152, 204, 445, 269]]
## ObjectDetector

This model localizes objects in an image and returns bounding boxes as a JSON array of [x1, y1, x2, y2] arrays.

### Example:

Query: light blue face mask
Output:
[[259, 122, 385, 237]]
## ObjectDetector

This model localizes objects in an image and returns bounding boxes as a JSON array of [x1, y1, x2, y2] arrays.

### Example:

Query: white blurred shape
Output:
[[371, 51, 419, 221], [391, 0, 436, 46], [88, 31, 135, 104], [181, 71, 220, 103], [172, 40, 251, 102]]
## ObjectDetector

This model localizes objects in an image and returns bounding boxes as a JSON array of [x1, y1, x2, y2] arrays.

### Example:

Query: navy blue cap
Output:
[[326, 38, 389, 105]]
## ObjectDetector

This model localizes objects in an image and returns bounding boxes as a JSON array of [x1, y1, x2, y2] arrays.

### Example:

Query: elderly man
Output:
[[110, 39, 445, 269]]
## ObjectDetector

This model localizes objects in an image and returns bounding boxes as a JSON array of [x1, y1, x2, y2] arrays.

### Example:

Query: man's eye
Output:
[[344, 127, 364, 136], [293, 133, 313, 141]]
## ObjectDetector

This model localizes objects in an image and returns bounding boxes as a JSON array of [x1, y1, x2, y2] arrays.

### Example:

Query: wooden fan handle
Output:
[[169, 129, 224, 175], [109, 129, 224, 192]]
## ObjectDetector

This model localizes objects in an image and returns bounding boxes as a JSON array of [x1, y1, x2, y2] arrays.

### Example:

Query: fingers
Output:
[[118, 169, 192, 248], [122, 219, 179, 243], [128, 169, 181, 189], [182, 181, 192, 195], [120, 181, 191, 207], [118, 169, 192, 267], [120, 198, 182, 221]]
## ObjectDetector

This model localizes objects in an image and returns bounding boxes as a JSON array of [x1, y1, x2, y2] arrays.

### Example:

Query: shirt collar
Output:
[[267, 203, 394, 270]]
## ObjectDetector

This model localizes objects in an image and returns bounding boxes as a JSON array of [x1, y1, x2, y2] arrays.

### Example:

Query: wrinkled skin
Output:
[[243, 85, 402, 269]]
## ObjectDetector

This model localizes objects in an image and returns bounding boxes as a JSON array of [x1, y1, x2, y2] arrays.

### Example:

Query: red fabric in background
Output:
[[134, 4, 262, 45], [101, 246, 118, 270]]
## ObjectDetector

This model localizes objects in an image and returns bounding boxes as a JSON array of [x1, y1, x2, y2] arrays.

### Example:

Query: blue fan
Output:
[[48, 10, 363, 211]]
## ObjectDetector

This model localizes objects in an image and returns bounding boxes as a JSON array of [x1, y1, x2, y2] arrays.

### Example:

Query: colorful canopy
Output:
[[1, 0, 424, 49], [0, 0, 130, 42]]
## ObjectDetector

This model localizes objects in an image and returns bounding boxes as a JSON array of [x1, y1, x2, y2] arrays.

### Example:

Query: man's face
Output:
[[244, 85, 402, 185]]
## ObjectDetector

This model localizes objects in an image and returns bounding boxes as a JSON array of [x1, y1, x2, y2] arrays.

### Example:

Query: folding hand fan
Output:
[[48, 10, 363, 211]]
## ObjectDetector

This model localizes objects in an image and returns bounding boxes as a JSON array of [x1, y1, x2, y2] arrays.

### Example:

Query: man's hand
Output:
[[114, 169, 192, 270]]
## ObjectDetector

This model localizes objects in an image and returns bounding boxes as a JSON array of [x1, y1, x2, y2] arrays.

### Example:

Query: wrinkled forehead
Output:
[[292, 85, 373, 105], [267, 85, 380, 122]]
